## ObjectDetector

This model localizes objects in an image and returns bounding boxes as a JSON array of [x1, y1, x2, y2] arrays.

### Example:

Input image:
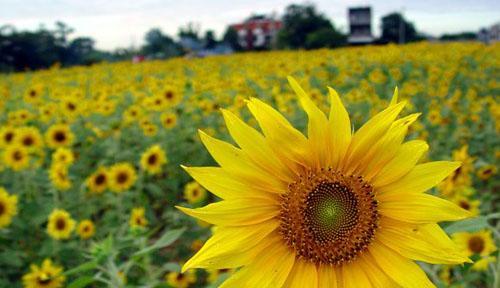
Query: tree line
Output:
[[0, 3, 467, 72]]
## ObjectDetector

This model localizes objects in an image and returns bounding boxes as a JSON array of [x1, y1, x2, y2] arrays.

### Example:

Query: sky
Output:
[[1, 0, 499, 50]]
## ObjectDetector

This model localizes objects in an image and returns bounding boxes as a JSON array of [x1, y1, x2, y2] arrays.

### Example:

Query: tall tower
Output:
[[348, 7, 374, 45]]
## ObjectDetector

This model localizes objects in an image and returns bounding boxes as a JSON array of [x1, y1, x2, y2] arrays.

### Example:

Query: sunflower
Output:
[[47, 209, 76, 240], [109, 162, 137, 193], [51, 147, 75, 166], [129, 207, 148, 229], [160, 112, 178, 129], [165, 270, 196, 288], [177, 77, 471, 287], [183, 182, 207, 205], [142, 123, 158, 137], [0, 187, 18, 228], [48, 164, 72, 191], [140, 144, 168, 174], [60, 97, 82, 118], [438, 145, 474, 197], [22, 258, 65, 288], [452, 230, 497, 271], [0, 126, 17, 147], [476, 164, 497, 180], [452, 195, 480, 216], [207, 269, 233, 284], [86, 167, 109, 194], [3, 146, 30, 171], [158, 86, 181, 107], [16, 126, 44, 151], [77, 219, 95, 240], [45, 124, 75, 149]]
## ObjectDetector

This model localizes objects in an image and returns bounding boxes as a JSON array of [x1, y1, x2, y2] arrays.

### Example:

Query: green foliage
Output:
[[380, 13, 421, 44], [278, 3, 346, 49], [142, 28, 183, 59]]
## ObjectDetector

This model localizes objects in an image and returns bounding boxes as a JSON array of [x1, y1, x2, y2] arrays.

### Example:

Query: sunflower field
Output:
[[0, 41, 499, 288]]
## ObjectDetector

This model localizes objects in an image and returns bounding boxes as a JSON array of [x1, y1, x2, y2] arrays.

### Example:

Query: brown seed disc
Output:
[[279, 168, 379, 265]]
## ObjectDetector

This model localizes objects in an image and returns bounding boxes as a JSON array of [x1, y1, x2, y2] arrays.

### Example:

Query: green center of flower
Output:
[[305, 182, 359, 243], [279, 168, 379, 265]]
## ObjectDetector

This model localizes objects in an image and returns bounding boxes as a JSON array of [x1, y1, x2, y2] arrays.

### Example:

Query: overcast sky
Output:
[[1, 0, 499, 50]]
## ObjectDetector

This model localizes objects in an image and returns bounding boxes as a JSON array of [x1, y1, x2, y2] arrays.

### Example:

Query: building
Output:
[[231, 15, 282, 50], [478, 22, 500, 43], [348, 7, 374, 45]]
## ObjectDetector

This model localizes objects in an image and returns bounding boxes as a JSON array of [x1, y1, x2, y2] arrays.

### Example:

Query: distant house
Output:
[[478, 22, 500, 43], [179, 36, 233, 58], [348, 7, 374, 45], [231, 15, 282, 50]]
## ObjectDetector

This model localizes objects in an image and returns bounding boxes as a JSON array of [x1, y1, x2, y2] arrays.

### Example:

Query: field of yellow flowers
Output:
[[0, 41, 498, 287]]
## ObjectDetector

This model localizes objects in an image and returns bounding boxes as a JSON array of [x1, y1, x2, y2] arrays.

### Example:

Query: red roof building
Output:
[[231, 16, 282, 50]]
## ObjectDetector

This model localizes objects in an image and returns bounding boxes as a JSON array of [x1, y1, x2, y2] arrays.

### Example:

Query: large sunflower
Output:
[[178, 77, 472, 287]]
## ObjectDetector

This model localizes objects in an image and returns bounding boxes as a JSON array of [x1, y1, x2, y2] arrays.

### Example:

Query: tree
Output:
[[203, 30, 217, 49], [142, 28, 181, 59], [380, 13, 420, 44], [305, 27, 346, 49], [278, 4, 345, 49], [222, 26, 242, 51], [440, 32, 476, 41], [66, 37, 97, 65], [178, 22, 200, 40]]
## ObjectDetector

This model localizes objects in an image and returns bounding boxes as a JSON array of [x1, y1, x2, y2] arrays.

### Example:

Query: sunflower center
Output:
[[117, 172, 129, 184], [468, 236, 485, 254], [55, 218, 66, 230], [0, 201, 5, 215], [459, 200, 470, 210], [147, 154, 158, 165], [13, 150, 23, 161], [54, 131, 66, 142], [95, 174, 106, 185], [279, 168, 378, 265], [305, 182, 359, 243], [37, 272, 52, 285], [23, 136, 34, 146], [4, 132, 14, 142]]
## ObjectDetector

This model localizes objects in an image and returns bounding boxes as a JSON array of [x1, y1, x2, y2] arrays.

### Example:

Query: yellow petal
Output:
[[199, 130, 286, 193], [220, 235, 295, 288], [357, 253, 400, 288], [247, 97, 309, 172], [342, 260, 372, 288], [389, 87, 398, 106], [183, 220, 278, 271], [182, 166, 276, 201], [371, 140, 429, 187], [342, 101, 406, 172], [221, 109, 294, 183], [176, 198, 279, 226], [376, 161, 461, 195], [288, 76, 330, 169], [358, 113, 420, 178], [283, 259, 318, 288], [369, 240, 436, 288], [377, 217, 471, 264], [318, 265, 337, 288], [328, 87, 351, 169], [378, 193, 473, 223]]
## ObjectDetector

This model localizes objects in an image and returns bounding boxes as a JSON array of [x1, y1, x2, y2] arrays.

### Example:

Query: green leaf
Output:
[[67, 276, 95, 288], [153, 227, 186, 248], [63, 260, 98, 276], [133, 227, 185, 257], [444, 216, 490, 234]]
